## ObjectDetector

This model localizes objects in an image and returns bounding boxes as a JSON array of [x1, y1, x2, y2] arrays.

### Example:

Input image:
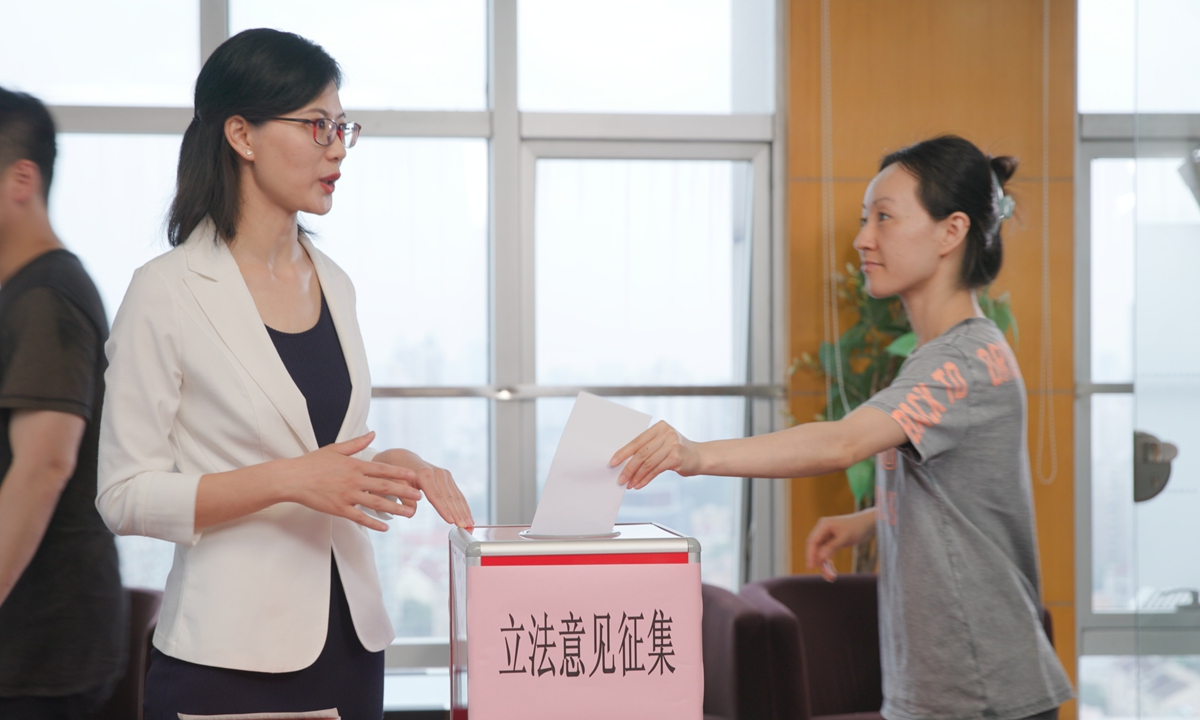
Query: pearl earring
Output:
[[246, 150, 252, 156]]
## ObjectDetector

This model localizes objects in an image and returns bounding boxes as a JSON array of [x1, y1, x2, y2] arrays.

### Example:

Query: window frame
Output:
[[1075, 114, 1200, 658], [46, 0, 790, 669]]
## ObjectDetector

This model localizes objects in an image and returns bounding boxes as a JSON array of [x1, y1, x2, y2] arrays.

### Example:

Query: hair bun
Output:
[[989, 155, 1019, 187]]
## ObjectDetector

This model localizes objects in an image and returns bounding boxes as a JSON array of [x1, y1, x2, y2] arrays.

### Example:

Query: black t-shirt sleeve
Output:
[[0, 286, 100, 420]]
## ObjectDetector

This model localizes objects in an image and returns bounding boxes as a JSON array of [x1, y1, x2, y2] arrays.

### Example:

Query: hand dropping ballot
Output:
[[527, 392, 651, 538]]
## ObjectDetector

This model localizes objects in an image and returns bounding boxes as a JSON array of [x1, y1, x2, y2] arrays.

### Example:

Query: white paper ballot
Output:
[[528, 392, 652, 537]]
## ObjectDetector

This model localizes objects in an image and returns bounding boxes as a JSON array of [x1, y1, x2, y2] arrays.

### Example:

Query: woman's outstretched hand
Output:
[[610, 420, 702, 490], [372, 448, 475, 529], [805, 509, 877, 582], [283, 432, 423, 533]]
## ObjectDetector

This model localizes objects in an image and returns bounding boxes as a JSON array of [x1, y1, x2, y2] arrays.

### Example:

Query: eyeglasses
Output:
[[267, 117, 361, 149]]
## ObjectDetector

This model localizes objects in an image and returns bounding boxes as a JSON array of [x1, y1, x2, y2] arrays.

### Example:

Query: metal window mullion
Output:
[[46, 107, 493, 138], [199, 0, 229, 65], [768, 0, 791, 580], [350, 110, 491, 138], [1074, 137, 1096, 644], [745, 142, 778, 585], [523, 140, 767, 161], [48, 106, 193, 135], [519, 112, 774, 142], [1080, 113, 1200, 141], [488, 0, 530, 526]]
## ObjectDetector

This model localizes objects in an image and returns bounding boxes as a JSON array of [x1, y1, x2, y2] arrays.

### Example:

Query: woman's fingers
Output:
[[629, 443, 675, 489], [820, 560, 838, 582], [330, 431, 375, 457], [360, 459, 418, 483], [611, 422, 669, 471], [367, 476, 422, 502], [421, 468, 473, 528], [344, 505, 390, 532], [358, 492, 413, 519], [439, 470, 473, 528], [610, 427, 653, 468], [447, 472, 475, 527], [618, 434, 668, 486], [805, 520, 836, 569], [805, 518, 847, 582]]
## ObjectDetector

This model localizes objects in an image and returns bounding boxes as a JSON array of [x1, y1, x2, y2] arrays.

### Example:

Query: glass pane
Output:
[[1079, 0, 1200, 112], [51, 134, 181, 324], [535, 159, 752, 385], [1079, 655, 1200, 717], [1092, 393, 1134, 612], [49, 134, 183, 589], [0, 1, 198, 106], [229, 0, 486, 110], [301, 138, 489, 386], [368, 398, 489, 639], [519, 0, 775, 114], [1090, 158, 1135, 384], [536, 396, 744, 590], [1132, 153, 1200, 614]]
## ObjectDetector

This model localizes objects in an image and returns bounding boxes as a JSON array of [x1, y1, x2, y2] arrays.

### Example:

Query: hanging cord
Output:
[[1034, 0, 1059, 484], [819, 0, 851, 419]]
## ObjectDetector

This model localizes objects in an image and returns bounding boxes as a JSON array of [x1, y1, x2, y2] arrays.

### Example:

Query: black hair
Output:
[[0, 87, 57, 202], [167, 28, 341, 247], [879, 135, 1018, 288]]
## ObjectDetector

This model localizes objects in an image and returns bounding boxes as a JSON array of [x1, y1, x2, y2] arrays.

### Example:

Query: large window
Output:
[[10, 2, 785, 707], [1077, 1, 1200, 713]]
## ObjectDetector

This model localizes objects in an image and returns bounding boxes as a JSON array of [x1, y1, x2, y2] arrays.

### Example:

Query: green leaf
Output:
[[847, 458, 875, 504], [886, 332, 918, 358], [815, 343, 829, 373]]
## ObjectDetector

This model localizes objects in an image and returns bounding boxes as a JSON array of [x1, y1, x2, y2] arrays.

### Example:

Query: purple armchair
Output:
[[741, 575, 883, 720], [701, 583, 775, 720]]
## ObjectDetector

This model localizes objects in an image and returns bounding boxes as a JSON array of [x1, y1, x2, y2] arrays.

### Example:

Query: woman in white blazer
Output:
[[96, 30, 474, 720]]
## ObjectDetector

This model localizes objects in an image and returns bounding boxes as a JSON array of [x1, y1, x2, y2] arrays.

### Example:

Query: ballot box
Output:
[[449, 523, 703, 720]]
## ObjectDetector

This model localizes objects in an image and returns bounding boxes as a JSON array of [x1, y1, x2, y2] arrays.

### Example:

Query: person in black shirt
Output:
[[0, 88, 127, 719]]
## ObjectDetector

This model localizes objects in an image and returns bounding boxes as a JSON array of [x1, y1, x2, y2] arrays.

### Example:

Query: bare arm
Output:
[[194, 432, 425, 533], [0, 410, 86, 606], [612, 405, 908, 488]]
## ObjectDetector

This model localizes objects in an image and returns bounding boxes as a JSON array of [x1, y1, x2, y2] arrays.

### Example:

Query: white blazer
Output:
[[97, 221, 395, 672]]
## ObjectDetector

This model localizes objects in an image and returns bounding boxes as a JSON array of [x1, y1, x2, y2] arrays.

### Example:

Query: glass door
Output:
[[1081, 144, 1200, 716], [1078, 0, 1200, 711], [1128, 136, 1200, 713]]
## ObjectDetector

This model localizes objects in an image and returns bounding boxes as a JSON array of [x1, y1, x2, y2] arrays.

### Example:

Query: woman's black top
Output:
[[143, 294, 384, 720]]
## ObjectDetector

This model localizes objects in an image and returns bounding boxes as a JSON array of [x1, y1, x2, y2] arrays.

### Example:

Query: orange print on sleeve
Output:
[[976, 343, 1017, 386], [932, 361, 968, 403], [892, 382, 948, 446], [889, 363, 967, 447]]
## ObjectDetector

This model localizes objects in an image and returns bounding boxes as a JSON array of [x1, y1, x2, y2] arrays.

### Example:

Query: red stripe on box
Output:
[[480, 552, 689, 567]]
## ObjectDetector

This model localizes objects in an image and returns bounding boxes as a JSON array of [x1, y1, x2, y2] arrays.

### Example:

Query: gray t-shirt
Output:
[[864, 318, 1072, 720]]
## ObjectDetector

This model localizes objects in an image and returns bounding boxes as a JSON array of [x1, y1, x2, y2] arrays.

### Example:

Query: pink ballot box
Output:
[[449, 523, 703, 720]]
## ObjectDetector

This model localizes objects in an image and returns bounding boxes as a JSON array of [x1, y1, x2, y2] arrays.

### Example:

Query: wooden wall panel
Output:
[[785, 1, 1078, 715]]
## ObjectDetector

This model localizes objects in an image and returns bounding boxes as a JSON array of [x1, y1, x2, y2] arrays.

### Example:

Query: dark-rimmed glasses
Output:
[[267, 117, 361, 148]]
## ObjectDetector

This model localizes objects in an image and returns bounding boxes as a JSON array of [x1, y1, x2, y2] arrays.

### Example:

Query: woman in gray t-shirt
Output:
[[612, 135, 1073, 720]]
